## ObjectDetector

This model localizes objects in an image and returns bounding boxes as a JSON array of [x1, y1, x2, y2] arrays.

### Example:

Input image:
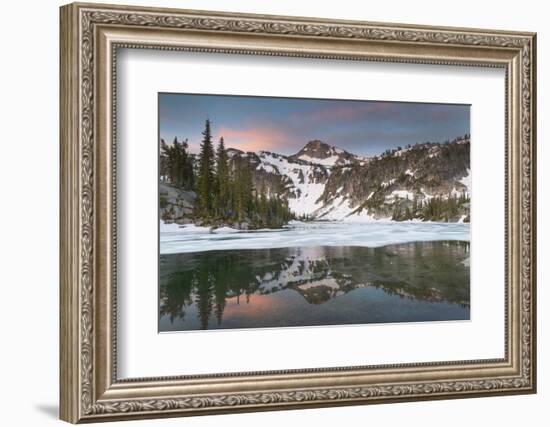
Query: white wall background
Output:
[[0, 0, 545, 426]]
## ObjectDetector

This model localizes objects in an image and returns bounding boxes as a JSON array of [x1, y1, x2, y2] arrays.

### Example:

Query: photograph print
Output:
[[158, 93, 471, 332]]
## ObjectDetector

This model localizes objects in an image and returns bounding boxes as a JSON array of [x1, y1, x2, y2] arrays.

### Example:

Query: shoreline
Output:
[[161, 218, 471, 234], [160, 221, 471, 255], [160, 240, 471, 257]]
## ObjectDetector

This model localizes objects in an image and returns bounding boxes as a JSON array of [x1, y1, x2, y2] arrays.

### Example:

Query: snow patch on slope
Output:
[[258, 151, 326, 216], [459, 169, 471, 194], [315, 196, 354, 220], [298, 154, 341, 167]]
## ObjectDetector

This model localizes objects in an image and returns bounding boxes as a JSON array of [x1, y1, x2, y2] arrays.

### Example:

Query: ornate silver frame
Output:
[[60, 2, 536, 423]]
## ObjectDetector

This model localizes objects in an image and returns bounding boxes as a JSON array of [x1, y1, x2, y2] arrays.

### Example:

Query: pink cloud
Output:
[[215, 125, 295, 152]]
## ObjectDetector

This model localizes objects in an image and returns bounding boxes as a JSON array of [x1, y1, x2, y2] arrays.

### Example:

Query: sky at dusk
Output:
[[159, 93, 470, 157]]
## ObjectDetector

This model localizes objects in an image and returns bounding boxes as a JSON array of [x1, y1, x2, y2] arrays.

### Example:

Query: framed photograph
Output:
[[60, 2, 537, 423]]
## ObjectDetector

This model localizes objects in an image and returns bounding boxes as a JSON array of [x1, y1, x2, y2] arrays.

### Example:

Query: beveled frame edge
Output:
[[59, 2, 536, 423]]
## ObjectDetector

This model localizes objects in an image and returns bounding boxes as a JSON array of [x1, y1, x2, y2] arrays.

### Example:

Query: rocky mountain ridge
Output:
[[226, 137, 470, 222], [161, 136, 471, 224]]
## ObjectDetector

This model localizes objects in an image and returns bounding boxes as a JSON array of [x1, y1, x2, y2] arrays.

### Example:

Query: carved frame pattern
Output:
[[60, 2, 536, 423]]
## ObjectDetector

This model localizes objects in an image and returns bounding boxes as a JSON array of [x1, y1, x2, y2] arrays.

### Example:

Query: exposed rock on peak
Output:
[[295, 140, 340, 158], [225, 147, 244, 158], [290, 140, 362, 167]]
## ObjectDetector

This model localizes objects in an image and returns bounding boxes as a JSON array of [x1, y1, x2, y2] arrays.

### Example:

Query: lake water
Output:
[[159, 237, 470, 331]]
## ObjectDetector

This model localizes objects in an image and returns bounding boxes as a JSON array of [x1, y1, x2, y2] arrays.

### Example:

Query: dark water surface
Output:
[[159, 241, 470, 331]]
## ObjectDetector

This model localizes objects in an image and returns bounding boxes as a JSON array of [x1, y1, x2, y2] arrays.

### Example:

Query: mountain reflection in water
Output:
[[159, 241, 470, 331]]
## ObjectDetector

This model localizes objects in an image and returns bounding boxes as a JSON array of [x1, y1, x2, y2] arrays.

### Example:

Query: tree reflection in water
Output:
[[159, 241, 470, 331]]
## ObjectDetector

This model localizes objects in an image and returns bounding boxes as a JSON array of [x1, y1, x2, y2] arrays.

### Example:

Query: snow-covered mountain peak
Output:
[[290, 140, 360, 167], [220, 137, 470, 222], [296, 140, 342, 158], [226, 147, 244, 158]]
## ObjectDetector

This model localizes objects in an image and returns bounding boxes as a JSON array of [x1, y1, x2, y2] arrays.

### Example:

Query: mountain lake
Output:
[[159, 221, 470, 331]]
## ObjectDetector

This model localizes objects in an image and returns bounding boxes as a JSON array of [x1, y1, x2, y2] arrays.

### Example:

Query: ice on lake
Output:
[[160, 220, 470, 254]]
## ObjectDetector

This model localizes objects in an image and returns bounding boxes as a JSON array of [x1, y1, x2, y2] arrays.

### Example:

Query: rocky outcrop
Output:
[[159, 183, 196, 224], [288, 140, 365, 167]]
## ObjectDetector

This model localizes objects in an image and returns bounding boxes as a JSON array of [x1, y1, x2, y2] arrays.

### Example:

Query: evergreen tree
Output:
[[412, 194, 419, 216], [242, 165, 254, 219], [234, 162, 253, 221], [180, 138, 195, 190], [168, 118, 296, 229], [160, 136, 194, 190], [160, 138, 169, 182], [214, 137, 230, 217], [196, 119, 215, 215], [171, 136, 181, 185], [226, 166, 237, 220], [258, 185, 269, 227]]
